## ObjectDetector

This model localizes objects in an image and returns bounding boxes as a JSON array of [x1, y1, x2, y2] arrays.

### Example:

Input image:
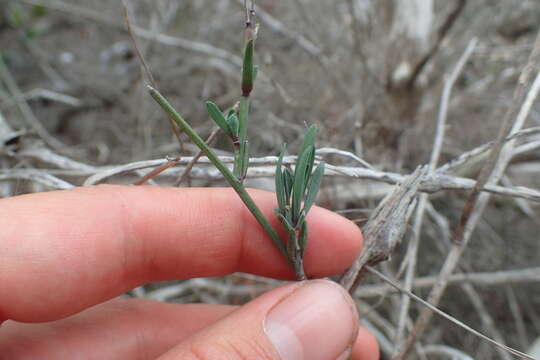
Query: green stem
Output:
[[148, 86, 289, 262]]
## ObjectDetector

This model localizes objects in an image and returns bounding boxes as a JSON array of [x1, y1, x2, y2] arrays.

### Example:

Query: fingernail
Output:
[[264, 280, 358, 360]]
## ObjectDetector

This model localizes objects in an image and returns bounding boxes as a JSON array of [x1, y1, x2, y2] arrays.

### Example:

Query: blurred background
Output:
[[1, 0, 540, 358]]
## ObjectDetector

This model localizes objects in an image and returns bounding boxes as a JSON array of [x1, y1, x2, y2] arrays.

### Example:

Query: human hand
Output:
[[0, 185, 379, 359]]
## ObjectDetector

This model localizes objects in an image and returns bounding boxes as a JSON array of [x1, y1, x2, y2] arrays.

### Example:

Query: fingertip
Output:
[[352, 326, 380, 360]]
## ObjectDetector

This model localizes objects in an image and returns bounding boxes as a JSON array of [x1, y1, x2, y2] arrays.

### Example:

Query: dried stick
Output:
[[394, 38, 477, 352], [339, 166, 426, 293], [133, 157, 179, 186], [395, 29, 540, 359]]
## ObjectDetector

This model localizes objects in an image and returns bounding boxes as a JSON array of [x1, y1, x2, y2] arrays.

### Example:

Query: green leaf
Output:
[[298, 124, 317, 184], [291, 146, 312, 224], [241, 40, 254, 97], [303, 161, 325, 215], [299, 125, 317, 163], [227, 113, 239, 138], [206, 101, 232, 136], [304, 146, 315, 186], [275, 146, 287, 211], [283, 167, 294, 206]]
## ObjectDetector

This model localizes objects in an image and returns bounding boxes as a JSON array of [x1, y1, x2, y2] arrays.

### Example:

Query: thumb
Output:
[[158, 279, 359, 360]]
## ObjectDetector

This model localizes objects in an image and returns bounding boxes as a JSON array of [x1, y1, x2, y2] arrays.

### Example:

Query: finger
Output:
[[158, 280, 360, 360], [0, 186, 362, 322], [0, 298, 234, 359]]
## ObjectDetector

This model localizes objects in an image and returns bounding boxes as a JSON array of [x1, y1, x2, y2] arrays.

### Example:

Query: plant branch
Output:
[[147, 85, 289, 264]]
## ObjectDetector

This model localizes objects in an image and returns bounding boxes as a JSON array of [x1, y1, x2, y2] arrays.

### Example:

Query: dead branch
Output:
[[339, 166, 426, 293]]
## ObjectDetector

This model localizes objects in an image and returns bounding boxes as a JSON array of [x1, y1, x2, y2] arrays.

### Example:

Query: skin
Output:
[[0, 185, 379, 359]]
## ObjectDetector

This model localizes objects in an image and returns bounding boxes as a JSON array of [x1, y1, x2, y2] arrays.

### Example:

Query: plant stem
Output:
[[148, 85, 290, 262]]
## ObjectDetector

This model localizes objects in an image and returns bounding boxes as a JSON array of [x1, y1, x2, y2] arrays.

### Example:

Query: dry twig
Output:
[[339, 166, 426, 293]]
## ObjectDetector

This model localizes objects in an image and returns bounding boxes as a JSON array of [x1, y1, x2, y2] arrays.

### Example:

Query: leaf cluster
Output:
[[274, 125, 325, 262]]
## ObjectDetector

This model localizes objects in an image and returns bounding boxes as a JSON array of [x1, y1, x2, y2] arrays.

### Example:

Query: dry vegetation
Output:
[[1, 0, 540, 359]]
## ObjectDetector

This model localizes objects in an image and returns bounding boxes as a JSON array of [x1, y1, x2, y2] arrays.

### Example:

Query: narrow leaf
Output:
[[303, 161, 325, 215], [304, 146, 316, 187], [283, 167, 294, 206], [291, 147, 312, 224], [227, 113, 239, 138], [206, 101, 232, 135], [275, 146, 287, 211], [299, 125, 317, 162]]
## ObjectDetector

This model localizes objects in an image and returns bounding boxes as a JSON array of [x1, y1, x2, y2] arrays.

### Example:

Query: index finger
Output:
[[0, 185, 362, 322]]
